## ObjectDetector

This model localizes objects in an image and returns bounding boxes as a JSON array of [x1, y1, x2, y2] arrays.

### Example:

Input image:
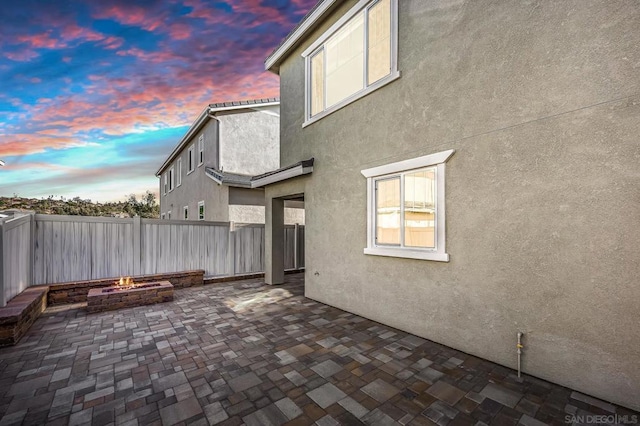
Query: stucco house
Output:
[[255, 0, 640, 412], [156, 99, 304, 224]]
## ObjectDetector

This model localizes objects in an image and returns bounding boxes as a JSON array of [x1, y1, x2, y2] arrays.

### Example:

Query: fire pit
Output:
[[86, 277, 174, 313]]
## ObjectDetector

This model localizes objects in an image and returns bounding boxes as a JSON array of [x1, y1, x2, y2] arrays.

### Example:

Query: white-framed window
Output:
[[188, 144, 195, 174], [163, 173, 167, 195], [198, 135, 204, 166], [361, 149, 454, 262], [168, 165, 175, 192], [177, 158, 182, 187], [303, 0, 398, 126], [167, 210, 172, 220], [198, 200, 205, 221], [183, 206, 189, 220]]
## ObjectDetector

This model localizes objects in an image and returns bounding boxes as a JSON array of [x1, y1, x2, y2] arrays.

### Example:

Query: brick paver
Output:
[[0, 274, 637, 425]]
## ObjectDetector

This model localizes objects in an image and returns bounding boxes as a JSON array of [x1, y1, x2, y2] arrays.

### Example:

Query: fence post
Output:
[[227, 222, 235, 276], [293, 223, 299, 271], [133, 216, 141, 276], [0, 220, 5, 307], [28, 213, 35, 288]]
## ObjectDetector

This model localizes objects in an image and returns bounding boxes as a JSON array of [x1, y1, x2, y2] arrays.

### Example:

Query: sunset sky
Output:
[[0, 0, 316, 202]]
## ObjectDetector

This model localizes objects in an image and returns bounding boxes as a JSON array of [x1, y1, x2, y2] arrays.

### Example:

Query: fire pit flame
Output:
[[116, 276, 135, 288]]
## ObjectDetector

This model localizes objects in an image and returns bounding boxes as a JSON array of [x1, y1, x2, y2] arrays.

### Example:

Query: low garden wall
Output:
[[0, 286, 48, 346], [44, 270, 204, 305]]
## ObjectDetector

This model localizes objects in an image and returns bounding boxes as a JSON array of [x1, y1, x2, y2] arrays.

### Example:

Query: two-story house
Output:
[[255, 0, 639, 412], [156, 99, 304, 224]]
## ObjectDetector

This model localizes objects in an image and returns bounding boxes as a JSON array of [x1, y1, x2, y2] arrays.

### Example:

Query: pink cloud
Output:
[[93, 4, 165, 32], [168, 22, 191, 40], [60, 24, 104, 42], [17, 31, 64, 49], [5, 49, 40, 62]]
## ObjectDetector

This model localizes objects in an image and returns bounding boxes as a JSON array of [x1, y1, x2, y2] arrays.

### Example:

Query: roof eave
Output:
[[208, 100, 280, 114], [205, 169, 223, 185], [265, 0, 339, 73], [251, 160, 314, 188]]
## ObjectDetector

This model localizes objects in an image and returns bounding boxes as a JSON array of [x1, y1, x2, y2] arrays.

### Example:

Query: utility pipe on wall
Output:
[[517, 332, 524, 378]]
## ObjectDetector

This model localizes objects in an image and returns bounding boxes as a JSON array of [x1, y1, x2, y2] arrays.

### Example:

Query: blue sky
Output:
[[0, 0, 316, 202]]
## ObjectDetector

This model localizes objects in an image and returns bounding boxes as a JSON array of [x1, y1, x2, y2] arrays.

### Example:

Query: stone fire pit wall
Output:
[[86, 281, 174, 313], [44, 270, 204, 305]]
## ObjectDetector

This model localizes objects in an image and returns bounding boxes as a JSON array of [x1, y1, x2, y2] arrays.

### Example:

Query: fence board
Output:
[[284, 226, 296, 270], [298, 226, 305, 268], [234, 225, 265, 274], [1, 215, 32, 306]]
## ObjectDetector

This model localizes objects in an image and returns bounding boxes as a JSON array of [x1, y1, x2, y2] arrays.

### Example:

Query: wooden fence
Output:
[[0, 214, 304, 306]]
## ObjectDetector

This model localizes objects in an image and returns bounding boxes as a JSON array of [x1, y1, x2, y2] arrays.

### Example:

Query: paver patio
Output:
[[0, 274, 636, 425]]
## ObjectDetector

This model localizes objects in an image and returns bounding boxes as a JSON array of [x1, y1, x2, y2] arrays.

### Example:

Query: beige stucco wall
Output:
[[228, 205, 305, 225], [219, 109, 280, 176], [273, 0, 640, 410]]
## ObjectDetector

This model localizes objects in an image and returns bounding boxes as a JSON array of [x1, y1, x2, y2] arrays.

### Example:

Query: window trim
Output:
[[361, 149, 454, 262], [302, 0, 399, 127], [167, 210, 172, 220], [198, 135, 204, 167], [163, 173, 167, 195], [161, 213, 165, 220], [177, 157, 182, 187], [168, 165, 175, 192], [183, 205, 189, 220], [198, 200, 205, 221], [187, 144, 195, 174]]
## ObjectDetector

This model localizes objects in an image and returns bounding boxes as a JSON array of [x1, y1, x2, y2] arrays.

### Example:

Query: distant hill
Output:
[[0, 192, 159, 218]]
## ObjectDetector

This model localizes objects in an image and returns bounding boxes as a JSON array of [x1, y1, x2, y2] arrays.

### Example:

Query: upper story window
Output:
[[303, 0, 399, 126], [163, 173, 167, 195], [198, 135, 204, 166], [188, 144, 195, 174], [168, 165, 175, 192], [183, 206, 189, 220], [361, 149, 454, 262], [177, 158, 182, 186]]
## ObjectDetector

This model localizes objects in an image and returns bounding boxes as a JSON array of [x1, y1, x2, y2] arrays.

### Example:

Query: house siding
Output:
[[219, 109, 280, 176], [160, 119, 229, 221], [274, 0, 640, 410]]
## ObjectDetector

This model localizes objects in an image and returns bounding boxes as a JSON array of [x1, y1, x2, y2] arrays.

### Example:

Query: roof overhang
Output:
[[209, 99, 280, 114], [205, 168, 224, 185], [251, 159, 314, 188], [265, 0, 340, 73], [205, 167, 253, 188]]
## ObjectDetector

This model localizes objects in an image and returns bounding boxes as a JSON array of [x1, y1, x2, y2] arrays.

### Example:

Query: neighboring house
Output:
[[255, 0, 640, 412], [156, 99, 304, 224]]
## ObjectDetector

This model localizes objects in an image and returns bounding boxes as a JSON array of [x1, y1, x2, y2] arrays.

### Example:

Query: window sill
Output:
[[303, 70, 401, 128], [198, 163, 203, 167], [187, 170, 194, 175], [364, 246, 449, 262]]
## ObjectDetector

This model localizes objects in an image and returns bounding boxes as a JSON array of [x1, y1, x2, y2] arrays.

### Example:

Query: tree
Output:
[[124, 191, 159, 218]]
